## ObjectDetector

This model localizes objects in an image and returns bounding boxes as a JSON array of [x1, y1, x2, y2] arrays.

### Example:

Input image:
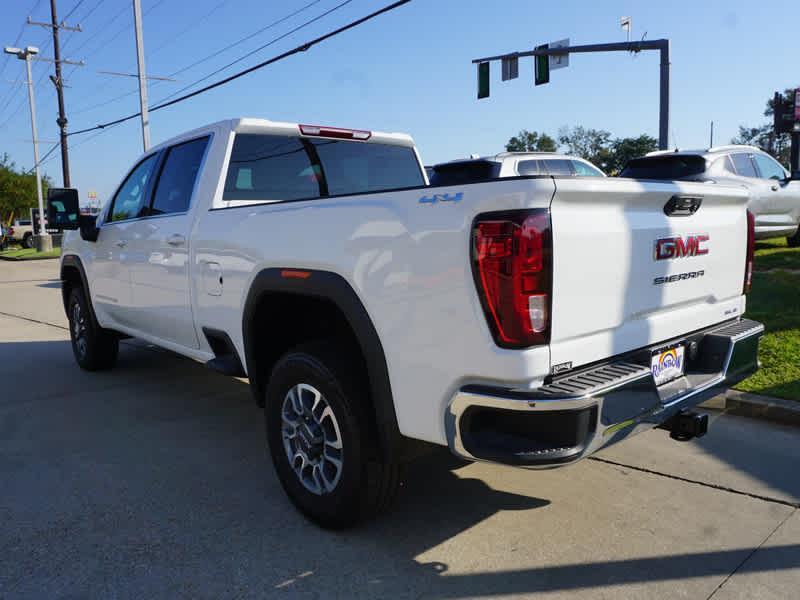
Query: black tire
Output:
[[787, 227, 800, 248], [67, 286, 119, 371], [265, 341, 401, 529], [22, 233, 33, 249]]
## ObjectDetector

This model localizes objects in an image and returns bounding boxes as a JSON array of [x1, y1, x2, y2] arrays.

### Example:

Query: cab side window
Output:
[[150, 137, 209, 215], [571, 160, 604, 176], [517, 160, 542, 176], [108, 154, 159, 222], [753, 153, 787, 181], [730, 153, 758, 178]]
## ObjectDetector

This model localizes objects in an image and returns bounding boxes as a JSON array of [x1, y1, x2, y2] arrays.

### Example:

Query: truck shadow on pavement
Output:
[[1, 338, 799, 598]]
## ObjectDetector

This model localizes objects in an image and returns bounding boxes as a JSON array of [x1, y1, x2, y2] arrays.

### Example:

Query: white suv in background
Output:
[[429, 152, 605, 185], [621, 145, 800, 244]]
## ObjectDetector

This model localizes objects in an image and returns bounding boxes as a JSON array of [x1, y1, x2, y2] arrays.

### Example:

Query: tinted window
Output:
[[730, 153, 757, 178], [150, 137, 209, 215], [224, 134, 320, 202], [18, 219, 31, 226], [571, 160, 604, 176], [542, 159, 575, 176], [753, 153, 786, 180], [109, 154, 158, 222], [430, 160, 501, 185], [223, 134, 424, 202], [310, 138, 423, 195], [620, 155, 707, 179], [517, 160, 542, 176]]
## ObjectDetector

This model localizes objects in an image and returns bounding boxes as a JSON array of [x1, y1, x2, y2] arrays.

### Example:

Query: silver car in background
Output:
[[620, 145, 800, 245]]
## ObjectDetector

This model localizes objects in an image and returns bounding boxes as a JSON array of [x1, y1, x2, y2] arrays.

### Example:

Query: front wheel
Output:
[[264, 341, 401, 529], [67, 286, 119, 371], [22, 233, 33, 249]]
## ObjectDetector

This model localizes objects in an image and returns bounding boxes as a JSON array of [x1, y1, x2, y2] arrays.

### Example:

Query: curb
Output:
[[701, 390, 800, 428]]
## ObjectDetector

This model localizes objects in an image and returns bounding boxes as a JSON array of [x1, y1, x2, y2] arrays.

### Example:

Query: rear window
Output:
[[429, 160, 501, 186], [223, 133, 424, 202], [620, 155, 707, 179]]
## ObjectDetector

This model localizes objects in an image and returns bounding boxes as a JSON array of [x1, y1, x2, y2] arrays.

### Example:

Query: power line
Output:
[[62, 0, 85, 21], [148, 0, 231, 56], [68, 0, 412, 137], [156, 0, 351, 105], [68, 0, 325, 116]]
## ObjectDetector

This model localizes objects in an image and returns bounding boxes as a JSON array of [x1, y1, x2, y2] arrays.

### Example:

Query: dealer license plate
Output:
[[651, 345, 686, 386]]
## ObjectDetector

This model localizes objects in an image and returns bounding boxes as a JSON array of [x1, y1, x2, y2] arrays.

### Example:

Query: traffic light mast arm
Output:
[[471, 39, 671, 150], [471, 39, 669, 63]]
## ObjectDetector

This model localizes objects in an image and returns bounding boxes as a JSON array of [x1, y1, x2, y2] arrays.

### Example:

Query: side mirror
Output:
[[46, 188, 80, 230], [79, 214, 99, 242]]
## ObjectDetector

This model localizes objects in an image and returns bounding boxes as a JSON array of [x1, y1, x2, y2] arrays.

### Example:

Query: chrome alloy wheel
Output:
[[281, 383, 344, 495], [71, 300, 87, 358]]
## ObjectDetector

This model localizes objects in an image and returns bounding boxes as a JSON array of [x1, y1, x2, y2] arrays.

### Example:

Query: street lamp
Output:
[[4, 45, 51, 252]]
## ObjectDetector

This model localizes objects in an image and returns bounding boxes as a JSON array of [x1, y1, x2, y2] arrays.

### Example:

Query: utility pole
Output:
[[4, 46, 49, 252], [132, 0, 150, 151], [27, 1, 82, 187], [472, 39, 672, 150], [709, 121, 714, 148]]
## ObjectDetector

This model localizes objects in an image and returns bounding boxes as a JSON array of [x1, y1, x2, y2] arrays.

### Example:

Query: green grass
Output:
[[752, 237, 800, 272], [0, 247, 61, 260], [735, 239, 800, 401]]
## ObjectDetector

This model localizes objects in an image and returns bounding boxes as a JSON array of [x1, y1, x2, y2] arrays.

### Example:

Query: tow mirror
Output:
[[46, 188, 80, 230]]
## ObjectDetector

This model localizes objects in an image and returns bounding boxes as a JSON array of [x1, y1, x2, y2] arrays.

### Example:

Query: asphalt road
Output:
[[1, 259, 798, 599]]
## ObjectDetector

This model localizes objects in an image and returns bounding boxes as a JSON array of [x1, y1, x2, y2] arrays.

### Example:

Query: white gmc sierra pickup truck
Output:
[[58, 118, 764, 528]]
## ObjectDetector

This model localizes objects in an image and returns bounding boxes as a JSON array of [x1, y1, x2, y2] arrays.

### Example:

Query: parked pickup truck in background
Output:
[[8, 218, 33, 248], [56, 118, 763, 528]]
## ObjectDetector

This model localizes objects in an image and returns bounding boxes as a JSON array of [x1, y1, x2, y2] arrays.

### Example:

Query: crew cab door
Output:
[[91, 153, 160, 328], [125, 136, 210, 349]]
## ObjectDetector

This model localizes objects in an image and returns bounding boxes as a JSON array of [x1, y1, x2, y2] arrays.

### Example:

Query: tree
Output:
[[0, 153, 49, 224], [732, 88, 795, 168], [505, 130, 557, 152], [557, 126, 612, 169], [606, 134, 659, 174]]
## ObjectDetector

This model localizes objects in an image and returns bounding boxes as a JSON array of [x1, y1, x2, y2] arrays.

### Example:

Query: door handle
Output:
[[116, 240, 127, 248], [167, 234, 186, 247]]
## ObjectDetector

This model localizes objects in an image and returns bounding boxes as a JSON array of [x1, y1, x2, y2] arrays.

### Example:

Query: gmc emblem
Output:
[[654, 235, 709, 261]]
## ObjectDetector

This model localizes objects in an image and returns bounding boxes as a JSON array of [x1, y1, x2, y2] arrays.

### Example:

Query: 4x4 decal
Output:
[[418, 192, 463, 204]]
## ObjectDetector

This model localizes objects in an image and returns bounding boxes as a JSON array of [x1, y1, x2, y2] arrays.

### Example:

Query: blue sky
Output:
[[0, 0, 797, 203]]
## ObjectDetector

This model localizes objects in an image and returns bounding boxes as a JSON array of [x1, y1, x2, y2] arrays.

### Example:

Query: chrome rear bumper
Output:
[[445, 319, 764, 468]]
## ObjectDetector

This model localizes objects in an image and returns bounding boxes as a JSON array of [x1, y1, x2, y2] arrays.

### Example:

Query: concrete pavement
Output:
[[0, 259, 798, 599]]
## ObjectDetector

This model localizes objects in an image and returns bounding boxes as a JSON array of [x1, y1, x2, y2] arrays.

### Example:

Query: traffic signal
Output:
[[477, 62, 490, 99], [774, 91, 797, 134], [535, 44, 549, 86]]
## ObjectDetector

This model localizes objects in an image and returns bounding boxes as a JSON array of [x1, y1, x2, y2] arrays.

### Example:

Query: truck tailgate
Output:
[[548, 177, 750, 370]]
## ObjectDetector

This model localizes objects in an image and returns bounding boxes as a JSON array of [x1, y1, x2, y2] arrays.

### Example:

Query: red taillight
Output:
[[472, 209, 552, 348], [8, 227, 13, 236], [299, 124, 371, 140], [744, 210, 755, 294]]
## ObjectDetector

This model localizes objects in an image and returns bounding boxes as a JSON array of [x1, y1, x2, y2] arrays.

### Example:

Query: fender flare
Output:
[[242, 268, 402, 460], [60, 254, 98, 324]]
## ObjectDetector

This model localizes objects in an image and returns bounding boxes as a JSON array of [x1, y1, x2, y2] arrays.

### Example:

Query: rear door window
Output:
[[571, 160, 604, 176], [150, 137, 209, 215], [730, 153, 758, 178], [753, 153, 787, 180], [542, 159, 575, 176]]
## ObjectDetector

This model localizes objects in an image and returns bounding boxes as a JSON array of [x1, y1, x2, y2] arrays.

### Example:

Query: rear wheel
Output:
[[787, 227, 800, 248], [67, 286, 119, 371], [264, 341, 400, 529]]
